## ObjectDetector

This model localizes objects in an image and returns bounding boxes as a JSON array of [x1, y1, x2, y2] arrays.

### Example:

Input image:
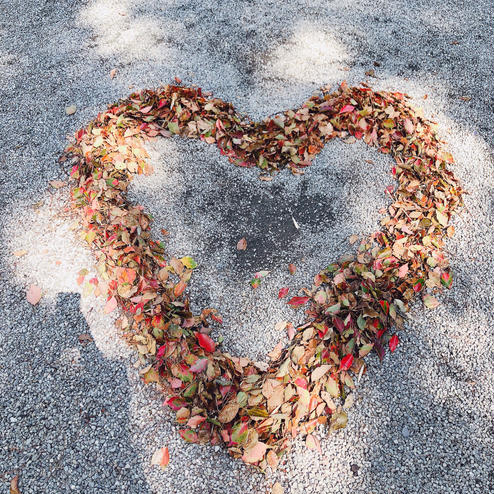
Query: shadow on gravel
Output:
[[0, 291, 150, 493], [361, 326, 494, 494]]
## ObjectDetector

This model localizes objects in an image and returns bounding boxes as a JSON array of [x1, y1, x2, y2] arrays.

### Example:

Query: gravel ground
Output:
[[0, 0, 493, 493]]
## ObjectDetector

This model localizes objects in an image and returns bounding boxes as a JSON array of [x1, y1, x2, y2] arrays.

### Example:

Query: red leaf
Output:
[[197, 332, 216, 353], [339, 104, 355, 114], [211, 313, 223, 324], [278, 287, 289, 299], [413, 278, 424, 293], [287, 296, 309, 307], [163, 396, 187, 411], [187, 415, 207, 428], [179, 429, 199, 443], [161, 447, 170, 468], [340, 354, 354, 371], [389, 334, 399, 352], [440, 272, 453, 289]]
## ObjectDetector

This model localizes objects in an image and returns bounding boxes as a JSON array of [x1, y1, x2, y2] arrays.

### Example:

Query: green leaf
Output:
[[180, 256, 197, 269], [168, 121, 180, 134], [236, 391, 248, 407], [326, 376, 340, 397]]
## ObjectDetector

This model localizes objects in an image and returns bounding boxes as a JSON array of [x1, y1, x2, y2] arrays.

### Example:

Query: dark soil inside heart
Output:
[[209, 182, 335, 276]]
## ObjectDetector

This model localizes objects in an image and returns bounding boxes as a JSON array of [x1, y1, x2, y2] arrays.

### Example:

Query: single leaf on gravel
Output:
[[305, 434, 322, 454], [389, 334, 399, 352], [10, 475, 20, 494], [218, 400, 240, 423], [237, 237, 247, 250], [104, 296, 117, 314], [13, 249, 27, 257], [151, 446, 170, 469], [78, 333, 93, 347], [278, 287, 289, 299], [26, 284, 41, 305], [288, 263, 296, 275], [272, 481, 284, 494], [348, 234, 359, 244], [287, 296, 309, 307], [440, 272, 453, 289], [423, 294, 440, 309], [109, 68, 117, 79], [65, 105, 76, 115], [241, 441, 267, 463], [196, 332, 215, 353]]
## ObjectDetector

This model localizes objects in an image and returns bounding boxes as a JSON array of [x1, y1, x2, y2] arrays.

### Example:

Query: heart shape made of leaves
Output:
[[64, 82, 462, 470]]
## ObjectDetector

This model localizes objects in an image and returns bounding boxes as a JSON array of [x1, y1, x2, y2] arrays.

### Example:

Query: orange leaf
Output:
[[237, 237, 247, 250], [242, 441, 267, 463], [174, 280, 187, 297], [151, 446, 170, 469]]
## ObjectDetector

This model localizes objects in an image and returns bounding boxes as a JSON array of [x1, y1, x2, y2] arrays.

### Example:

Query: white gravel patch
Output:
[[0, 0, 492, 493]]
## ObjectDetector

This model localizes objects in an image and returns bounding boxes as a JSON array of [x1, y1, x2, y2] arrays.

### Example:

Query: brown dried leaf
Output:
[[218, 400, 240, 423], [272, 482, 284, 494], [237, 237, 247, 250]]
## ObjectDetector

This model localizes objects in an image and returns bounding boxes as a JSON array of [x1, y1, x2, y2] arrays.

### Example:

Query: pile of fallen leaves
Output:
[[62, 82, 462, 469]]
